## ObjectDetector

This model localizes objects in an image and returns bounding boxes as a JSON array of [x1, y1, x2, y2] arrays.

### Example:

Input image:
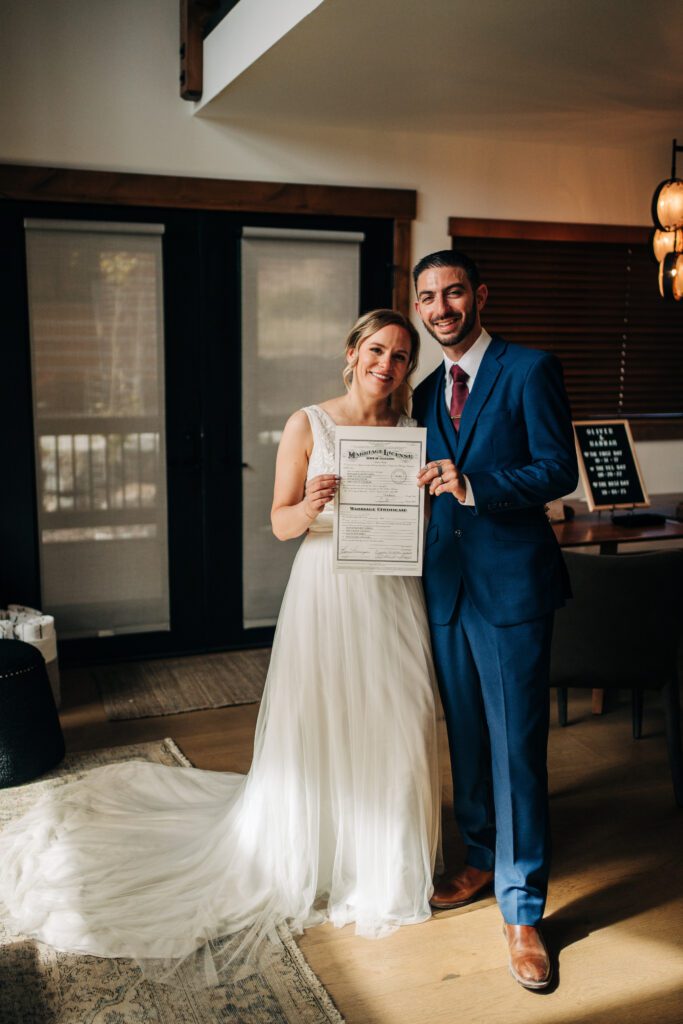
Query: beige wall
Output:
[[3, 0, 680, 496]]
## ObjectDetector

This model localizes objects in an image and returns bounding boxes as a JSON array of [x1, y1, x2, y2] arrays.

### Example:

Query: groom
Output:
[[412, 249, 577, 990]]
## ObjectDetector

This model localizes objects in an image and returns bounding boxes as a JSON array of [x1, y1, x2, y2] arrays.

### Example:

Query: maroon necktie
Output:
[[449, 364, 470, 428]]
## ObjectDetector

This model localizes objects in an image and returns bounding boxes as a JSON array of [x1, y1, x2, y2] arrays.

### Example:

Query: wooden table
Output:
[[552, 494, 683, 712], [553, 495, 683, 555]]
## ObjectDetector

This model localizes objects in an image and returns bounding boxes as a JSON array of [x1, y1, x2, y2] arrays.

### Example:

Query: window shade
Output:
[[24, 220, 170, 638], [449, 222, 683, 439], [241, 228, 361, 628]]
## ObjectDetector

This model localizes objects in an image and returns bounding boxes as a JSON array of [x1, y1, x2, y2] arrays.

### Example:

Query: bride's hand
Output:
[[303, 474, 339, 520]]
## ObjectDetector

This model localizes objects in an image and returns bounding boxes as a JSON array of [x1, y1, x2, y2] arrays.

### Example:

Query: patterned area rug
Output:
[[92, 648, 271, 720], [0, 739, 344, 1024]]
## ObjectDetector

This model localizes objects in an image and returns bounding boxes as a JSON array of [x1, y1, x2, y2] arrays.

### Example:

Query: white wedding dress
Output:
[[0, 405, 440, 983]]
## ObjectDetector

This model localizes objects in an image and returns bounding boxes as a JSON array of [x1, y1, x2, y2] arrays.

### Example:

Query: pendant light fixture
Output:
[[652, 139, 683, 301]]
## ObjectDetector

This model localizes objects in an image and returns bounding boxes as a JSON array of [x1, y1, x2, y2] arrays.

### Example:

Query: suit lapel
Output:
[[455, 337, 506, 459]]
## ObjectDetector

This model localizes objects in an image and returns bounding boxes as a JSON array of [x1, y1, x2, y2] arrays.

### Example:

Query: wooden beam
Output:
[[0, 164, 417, 221], [392, 218, 413, 318], [180, 1, 220, 101], [630, 419, 683, 441], [449, 216, 651, 246]]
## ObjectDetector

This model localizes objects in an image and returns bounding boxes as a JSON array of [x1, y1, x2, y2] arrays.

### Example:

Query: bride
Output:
[[0, 309, 440, 982]]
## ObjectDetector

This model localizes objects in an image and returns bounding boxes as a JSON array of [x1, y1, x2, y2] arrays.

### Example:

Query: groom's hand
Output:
[[417, 460, 467, 502]]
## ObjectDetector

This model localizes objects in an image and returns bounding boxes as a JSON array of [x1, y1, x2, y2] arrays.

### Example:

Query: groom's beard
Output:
[[424, 302, 477, 350]]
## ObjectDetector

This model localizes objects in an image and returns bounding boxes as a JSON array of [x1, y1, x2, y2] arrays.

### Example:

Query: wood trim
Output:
[[630, 419, 683, 441], [0, 164, 417, 220], [449, 216, 651, 246], [392, 218, 412, 317]]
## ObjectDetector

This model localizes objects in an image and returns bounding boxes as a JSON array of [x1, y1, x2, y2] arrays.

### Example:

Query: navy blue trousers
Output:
[[430, 590, 553, 925]]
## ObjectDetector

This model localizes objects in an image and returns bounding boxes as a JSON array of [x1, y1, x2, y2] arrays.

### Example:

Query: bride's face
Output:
[[348, 325, 412, 398]]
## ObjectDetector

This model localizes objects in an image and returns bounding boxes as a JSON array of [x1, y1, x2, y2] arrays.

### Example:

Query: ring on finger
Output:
[[437, 463, 443, 477]]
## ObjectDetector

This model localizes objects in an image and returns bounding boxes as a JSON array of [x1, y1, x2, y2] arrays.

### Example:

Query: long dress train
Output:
[[0, 405, 440, 982]]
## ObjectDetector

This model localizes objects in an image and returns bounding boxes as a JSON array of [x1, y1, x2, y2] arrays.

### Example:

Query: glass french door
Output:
[[240, 227, 363, 628], [2, 200, 210, 663], [1, 202, 394, 663], [24, 219, 170, 640]]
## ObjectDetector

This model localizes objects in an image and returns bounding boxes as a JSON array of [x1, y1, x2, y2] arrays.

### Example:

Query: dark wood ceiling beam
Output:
[[0, 163, 417, 313], [0, 164, 417, 221], [449, 216, 650, 245], [180, 0, 221, 101]]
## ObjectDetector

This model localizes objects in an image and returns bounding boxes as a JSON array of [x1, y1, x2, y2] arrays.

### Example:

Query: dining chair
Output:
[[550, 549, 683, 807]]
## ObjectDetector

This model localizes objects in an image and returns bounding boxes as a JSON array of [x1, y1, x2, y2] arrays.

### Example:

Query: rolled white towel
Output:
[[0, 606, 60, 706]]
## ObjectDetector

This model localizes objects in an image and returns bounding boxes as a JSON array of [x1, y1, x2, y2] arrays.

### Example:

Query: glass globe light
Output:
[[659, 251, 682, 301], [652, 178, 683, 231], [652, 228, 679, 262], [673, 254, 683, 301]]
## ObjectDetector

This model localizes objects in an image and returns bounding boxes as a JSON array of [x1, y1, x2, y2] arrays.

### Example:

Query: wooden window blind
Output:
[[449, 218, 683, 439]]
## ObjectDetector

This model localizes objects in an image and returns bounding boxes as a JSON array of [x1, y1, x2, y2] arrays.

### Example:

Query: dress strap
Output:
[[301, 405, 336, 482], [302, 405, 336, 449]]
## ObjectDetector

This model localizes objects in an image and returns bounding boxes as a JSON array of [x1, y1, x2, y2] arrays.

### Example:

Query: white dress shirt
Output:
[[442, 328, 492, 506]]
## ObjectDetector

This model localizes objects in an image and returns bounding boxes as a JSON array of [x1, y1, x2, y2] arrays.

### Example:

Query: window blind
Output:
[[24, 220, 170, 638], [449, 221, 683, 439]]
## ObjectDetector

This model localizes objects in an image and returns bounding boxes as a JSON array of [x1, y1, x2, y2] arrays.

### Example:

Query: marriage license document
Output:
[[333, 425, 427, 575]]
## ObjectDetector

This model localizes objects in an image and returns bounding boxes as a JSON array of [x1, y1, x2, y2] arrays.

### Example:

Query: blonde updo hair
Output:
[[342, 309, 420, 415]]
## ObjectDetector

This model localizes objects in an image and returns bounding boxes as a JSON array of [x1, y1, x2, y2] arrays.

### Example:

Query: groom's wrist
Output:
[[457, 475, 475, 506]]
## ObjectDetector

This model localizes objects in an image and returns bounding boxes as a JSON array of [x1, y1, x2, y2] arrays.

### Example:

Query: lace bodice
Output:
[[302, 405, 337, 479], [302, 405, 416, 478], [301, 405, 417, 532]]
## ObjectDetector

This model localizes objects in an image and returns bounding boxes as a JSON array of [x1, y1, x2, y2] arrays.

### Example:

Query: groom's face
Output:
[[414, 266, 487, 353]]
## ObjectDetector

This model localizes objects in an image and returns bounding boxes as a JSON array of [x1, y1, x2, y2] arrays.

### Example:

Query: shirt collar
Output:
[[443, 328, 492, 381]]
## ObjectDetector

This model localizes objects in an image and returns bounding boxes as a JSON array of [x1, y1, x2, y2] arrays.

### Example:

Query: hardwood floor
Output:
[[59, 668, 683, 1024]]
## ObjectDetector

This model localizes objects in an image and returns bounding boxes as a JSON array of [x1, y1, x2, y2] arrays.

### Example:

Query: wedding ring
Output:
[[437, 463, 443, 477]]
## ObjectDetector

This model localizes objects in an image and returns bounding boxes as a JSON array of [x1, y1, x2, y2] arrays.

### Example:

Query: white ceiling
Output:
[[200, 0, 682, 145]]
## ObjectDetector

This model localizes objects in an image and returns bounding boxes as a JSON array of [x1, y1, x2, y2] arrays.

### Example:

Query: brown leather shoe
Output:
[[429, 866, 494, 909], [503, 924, 552, 990]]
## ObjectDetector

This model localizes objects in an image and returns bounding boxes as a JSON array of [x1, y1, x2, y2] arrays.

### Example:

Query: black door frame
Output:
[[1, 200, 212, 663], [199, 210, 397, 655], [0, 167, 416, 666]]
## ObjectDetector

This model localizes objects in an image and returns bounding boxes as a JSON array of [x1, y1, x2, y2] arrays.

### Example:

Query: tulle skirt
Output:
[[0, 529, 440, 981]]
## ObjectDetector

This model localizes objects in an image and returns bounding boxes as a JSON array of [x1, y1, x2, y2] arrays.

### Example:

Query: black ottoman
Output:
[[0, 639, 65, 788]]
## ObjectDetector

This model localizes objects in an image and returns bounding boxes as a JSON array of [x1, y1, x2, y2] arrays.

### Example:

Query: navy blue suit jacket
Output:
[[412, 336, 578, 628]]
